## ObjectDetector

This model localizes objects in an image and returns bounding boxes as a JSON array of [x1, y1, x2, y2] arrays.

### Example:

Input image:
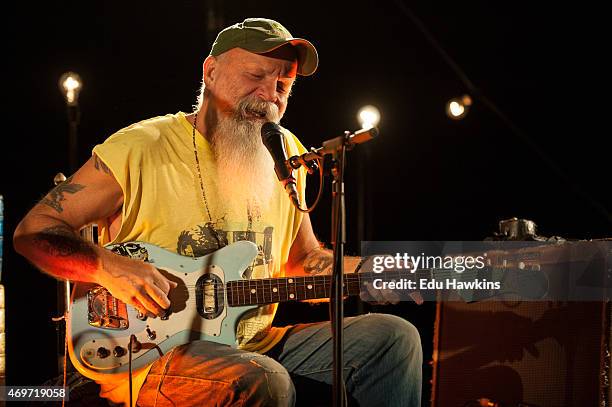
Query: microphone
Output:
[[261, 122, 300, 205]]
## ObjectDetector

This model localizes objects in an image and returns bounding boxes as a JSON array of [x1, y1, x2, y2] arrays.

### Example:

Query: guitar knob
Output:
[[96, 347, 110, 359], [136, 312, 147, 321], [146, 328, 156, 340], [113, 346, 126, 357], [160, 308, 171, 320]]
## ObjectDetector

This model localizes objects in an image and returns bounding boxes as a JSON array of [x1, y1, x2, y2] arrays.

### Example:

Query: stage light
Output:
[[357, 105, 381, 129], [446, 94, 472, 120], [59, 71, 82, 106]]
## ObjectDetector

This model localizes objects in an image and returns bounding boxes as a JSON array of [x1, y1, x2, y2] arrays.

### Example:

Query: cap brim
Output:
[[288, 38, 318, 76], [249, 38, 319, 76]]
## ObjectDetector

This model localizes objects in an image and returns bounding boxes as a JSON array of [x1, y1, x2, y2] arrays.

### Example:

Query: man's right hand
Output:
[[95, 250, 178, 318]]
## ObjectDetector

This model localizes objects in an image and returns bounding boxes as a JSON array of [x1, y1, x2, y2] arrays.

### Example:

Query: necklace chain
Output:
[[191, 112, 213, 222]]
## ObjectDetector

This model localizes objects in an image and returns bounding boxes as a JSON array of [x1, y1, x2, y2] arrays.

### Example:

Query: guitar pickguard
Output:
[[67, 240, 259, 379]]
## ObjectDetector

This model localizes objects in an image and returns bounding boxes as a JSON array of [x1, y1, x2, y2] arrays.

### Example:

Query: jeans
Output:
[[137, 313, 422, 406]]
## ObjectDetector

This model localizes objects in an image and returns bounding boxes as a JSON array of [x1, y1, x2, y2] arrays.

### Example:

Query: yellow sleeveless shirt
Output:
[[92, 112, 307, 405]]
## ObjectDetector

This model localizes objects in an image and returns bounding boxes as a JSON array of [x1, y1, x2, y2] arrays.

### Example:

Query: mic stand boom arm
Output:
[[287, 127, 379, 171]]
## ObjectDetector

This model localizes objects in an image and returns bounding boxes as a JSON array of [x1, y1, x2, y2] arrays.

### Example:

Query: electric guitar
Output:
[[68, 240, 359, 380], [67, 241, 544, 380]]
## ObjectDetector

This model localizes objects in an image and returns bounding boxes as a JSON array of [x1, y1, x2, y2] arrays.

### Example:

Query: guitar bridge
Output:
[[87, 286, 129, 329]]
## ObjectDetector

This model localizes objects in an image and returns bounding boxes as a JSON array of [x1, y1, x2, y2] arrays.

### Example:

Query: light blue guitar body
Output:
[[67, 241, 259, 379]]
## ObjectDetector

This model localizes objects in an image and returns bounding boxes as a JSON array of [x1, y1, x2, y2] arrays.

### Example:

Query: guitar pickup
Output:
[[87, 286, 129, 329], [196, 273, 224, 319], [202, 278, 216, 314]]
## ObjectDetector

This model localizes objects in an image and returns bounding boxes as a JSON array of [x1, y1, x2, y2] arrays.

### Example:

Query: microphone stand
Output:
[[286, 127, 377, 407], [330, 137, 347, 407]]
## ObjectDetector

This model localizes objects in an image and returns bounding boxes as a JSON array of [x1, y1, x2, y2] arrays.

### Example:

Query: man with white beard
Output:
[[13, 18, 422, 406]]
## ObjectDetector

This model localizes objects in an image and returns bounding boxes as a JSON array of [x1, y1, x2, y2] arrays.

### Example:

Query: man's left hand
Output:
[[356, 255, 424, 305]]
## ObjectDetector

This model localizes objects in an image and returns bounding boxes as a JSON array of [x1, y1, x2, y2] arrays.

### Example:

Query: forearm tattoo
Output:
[[39, 175, 85, 213], [33, 225, 98, 280], [93, 155, 111, 174], [33, 225, 97, 267], [303, 248, 334, 275]]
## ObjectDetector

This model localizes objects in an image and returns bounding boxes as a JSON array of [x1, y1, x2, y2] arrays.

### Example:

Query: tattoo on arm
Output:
[[93, 155, 111, 174], [39, 175, 85, 213], [33, 224, 98, 269], [303, 248, 334, 275]]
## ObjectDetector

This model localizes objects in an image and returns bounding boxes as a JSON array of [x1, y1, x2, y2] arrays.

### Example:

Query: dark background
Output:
[[3, 0, 610, 403]]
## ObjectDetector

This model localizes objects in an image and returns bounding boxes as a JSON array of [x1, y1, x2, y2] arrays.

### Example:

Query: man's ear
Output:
[[203, 55, 217, 88]]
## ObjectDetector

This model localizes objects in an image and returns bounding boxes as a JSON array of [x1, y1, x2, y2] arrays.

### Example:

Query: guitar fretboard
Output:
[[224, 269, 472, 306]]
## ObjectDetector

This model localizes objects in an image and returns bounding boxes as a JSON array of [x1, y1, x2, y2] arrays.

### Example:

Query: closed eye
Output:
[[277, 81, 293, 96]]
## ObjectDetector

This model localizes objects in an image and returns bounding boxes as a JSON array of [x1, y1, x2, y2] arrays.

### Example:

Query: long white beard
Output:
[[209, 97, 281, 218]]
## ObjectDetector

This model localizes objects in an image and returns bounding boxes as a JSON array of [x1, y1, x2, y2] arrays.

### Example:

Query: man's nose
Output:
[[256, 79, 279, 104]]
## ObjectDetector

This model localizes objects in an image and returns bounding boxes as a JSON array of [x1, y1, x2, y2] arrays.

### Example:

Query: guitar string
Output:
[[155, 269, 482, 288], [139, 274, 504, 297], [117, 273, 518, 309], [102, 269, 503, 309], [98, 270, 520, 316], [113, 270, 490, 306], [98, 270, 484, 298]]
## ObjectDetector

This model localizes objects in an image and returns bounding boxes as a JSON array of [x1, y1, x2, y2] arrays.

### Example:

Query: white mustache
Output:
[[237, 97, 280, 123]]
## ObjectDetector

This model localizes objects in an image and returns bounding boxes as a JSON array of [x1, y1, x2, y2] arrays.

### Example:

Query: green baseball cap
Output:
[[210, 18, 319, 76]]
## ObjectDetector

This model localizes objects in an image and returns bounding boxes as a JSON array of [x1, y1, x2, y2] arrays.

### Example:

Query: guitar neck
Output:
[[225, 268, 470, 306]]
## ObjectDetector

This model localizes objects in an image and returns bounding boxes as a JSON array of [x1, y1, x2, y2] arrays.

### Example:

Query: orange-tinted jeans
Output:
[[137, 313, 422, 406]]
